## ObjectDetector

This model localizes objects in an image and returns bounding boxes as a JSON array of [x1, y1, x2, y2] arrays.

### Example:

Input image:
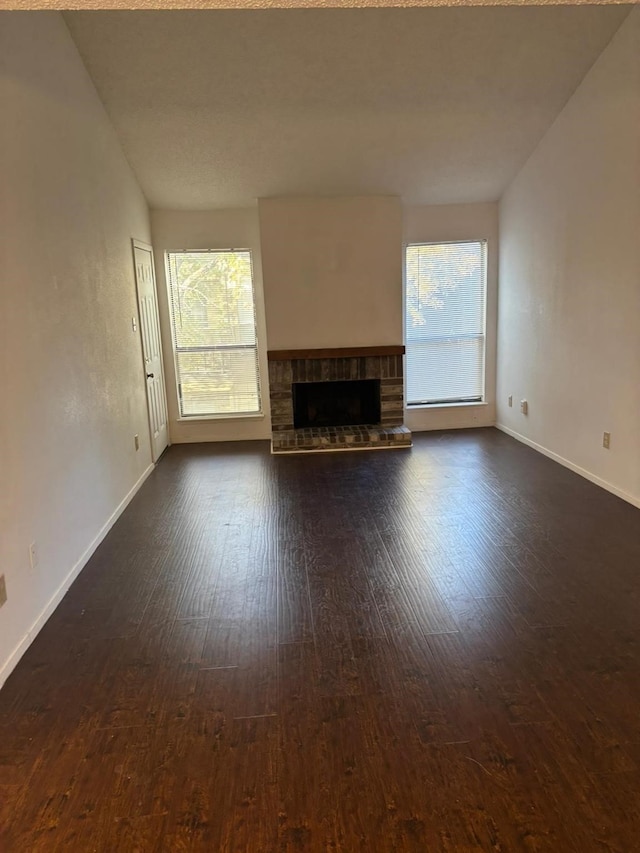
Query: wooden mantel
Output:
[[267, 345, 405, 361]]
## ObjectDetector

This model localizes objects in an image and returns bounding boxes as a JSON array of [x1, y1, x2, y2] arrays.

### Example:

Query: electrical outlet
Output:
[[603, 432, 611, 450], [132, 317, 138, 333], [520, 400, 528, 415], [0, 575, 7, 608], [508, 395, 513, 408], [29, 542, 38, 569], [134, 434, 140, 451]]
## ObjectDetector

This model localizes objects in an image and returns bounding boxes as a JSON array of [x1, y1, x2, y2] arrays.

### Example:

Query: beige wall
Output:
[[403, 203, 499, 433], [497, 8, 640, 507], [150, 208, 271, 442], [259, 196, 403, 350], [0, 12, 153, 686]]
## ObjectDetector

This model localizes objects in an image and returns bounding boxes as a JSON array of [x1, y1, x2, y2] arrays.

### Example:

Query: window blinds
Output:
[[166, 250, 261, 417], [405, 241, 486, 406]]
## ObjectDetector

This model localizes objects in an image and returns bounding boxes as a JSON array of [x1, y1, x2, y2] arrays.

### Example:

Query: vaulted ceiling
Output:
[[65, 6, 630, 209]]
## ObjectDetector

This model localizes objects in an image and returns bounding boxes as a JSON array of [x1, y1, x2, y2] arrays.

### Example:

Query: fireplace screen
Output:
[[293, 379, 381, 429]]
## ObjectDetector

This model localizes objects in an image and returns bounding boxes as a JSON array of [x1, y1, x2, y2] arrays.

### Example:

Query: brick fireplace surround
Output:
[[267, 346, 412, 454]]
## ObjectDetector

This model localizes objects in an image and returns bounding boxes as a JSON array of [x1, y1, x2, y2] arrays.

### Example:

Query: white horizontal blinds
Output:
[[405, 241, 486, 405], [167, 250, 261, 417]]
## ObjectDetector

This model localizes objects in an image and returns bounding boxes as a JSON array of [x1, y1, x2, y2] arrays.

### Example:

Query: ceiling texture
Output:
[[65, 6, 630, 210]]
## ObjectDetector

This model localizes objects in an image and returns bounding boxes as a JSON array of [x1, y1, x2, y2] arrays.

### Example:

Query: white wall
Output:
[[152, 199, 496, 443], [403, 203, 498, 433], [0, 12, 153, 686], [497, 9, 640, 507], [150, 208, 271, 443], [259, 196, 403, 350]]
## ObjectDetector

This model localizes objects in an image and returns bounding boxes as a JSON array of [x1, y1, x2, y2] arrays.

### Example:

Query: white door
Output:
[[132, 239, 169, 462]]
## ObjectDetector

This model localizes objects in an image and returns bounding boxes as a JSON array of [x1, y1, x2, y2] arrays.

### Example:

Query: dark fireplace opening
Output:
[[293, 379, 381, 429]]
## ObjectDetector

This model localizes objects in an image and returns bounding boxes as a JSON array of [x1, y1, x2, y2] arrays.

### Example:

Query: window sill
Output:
[[407, 401, 488, 411], [177, 412, 265, 423]]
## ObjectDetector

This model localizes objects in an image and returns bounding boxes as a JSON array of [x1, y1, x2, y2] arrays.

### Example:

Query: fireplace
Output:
[[293, 379, 381, 428], [267, 346, 411, 453]]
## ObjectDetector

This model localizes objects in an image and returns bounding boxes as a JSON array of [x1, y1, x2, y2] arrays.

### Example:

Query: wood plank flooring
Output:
[[2, 427, 640, 851]]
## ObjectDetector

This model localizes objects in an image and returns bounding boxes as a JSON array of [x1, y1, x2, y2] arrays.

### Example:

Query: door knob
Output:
[[146, 373, 154, 379]]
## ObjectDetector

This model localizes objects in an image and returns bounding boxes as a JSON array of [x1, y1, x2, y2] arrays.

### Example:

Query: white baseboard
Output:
[[0, 463, 155, 690], [495, 423, 640, 510]]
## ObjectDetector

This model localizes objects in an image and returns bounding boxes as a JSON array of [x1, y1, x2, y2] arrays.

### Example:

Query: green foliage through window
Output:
[[405, 241, 486, 405], [167, 250, 261, 417]]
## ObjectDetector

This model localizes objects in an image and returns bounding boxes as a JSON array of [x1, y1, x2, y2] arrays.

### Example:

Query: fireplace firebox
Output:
[[293, 379, 381, 429]]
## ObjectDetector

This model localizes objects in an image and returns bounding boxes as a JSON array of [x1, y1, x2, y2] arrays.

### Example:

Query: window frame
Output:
[[403, 239, 488, 408], [165, 248, 263, 421]]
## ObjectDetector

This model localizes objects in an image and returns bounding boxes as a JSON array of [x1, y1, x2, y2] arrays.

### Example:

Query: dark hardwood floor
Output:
[[2, 428, 640, 851]]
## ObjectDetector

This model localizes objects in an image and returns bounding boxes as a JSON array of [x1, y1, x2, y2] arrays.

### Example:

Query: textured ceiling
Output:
[[5, 0, 633, 7], [65, 7, 630, 209]]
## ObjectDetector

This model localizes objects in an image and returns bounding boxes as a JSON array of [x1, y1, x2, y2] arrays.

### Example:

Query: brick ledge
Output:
[[267, 345, 405, 361], [272, 424, 412, 454]]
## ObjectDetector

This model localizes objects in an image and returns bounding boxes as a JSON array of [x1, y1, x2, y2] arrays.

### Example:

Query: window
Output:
[[405, 240, 487, 406], [166, 250, 261, 418]]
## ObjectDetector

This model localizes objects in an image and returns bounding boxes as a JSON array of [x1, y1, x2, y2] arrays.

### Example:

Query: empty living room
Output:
[[1, 1, 640, 850]]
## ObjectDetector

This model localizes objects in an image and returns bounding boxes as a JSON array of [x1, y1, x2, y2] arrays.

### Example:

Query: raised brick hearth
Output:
[[267, 346, 412, 454]]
